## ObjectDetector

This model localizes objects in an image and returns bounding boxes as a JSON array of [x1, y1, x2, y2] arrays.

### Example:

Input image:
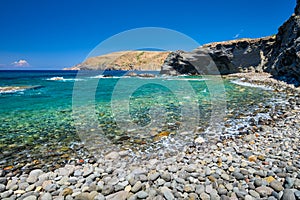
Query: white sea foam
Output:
[[230, 79, 273, 90], [0, 86, 26, 94], [46, 77, 84, 81], [90, 75, 120, 79], [0, 85, 43, 94]]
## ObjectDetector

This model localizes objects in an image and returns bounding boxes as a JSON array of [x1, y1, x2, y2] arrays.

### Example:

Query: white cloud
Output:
[[12, 59, 29, 67], [233, 33, 240, 39], [233, 29, 244, 39]]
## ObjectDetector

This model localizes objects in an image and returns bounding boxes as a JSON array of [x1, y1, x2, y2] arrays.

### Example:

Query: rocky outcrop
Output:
[[267, 0, 300, 83], [64, 51, 170, 71], [161, 0, 300, 83], [160, 37, 276, 76]]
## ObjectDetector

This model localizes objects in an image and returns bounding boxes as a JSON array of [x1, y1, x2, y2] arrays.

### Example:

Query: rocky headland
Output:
[[161, 0, 300, 86], [64, 51, 170, 71]]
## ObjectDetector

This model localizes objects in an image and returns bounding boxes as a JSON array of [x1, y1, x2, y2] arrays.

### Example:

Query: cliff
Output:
[[161, 0, 300, 84], [64, 51, 170, 71], [160, 36, 276, 75], [267, 0, 300, 83]]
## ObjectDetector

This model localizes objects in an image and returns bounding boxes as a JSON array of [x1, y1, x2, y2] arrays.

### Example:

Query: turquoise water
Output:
[[0, 70, 278, 169]]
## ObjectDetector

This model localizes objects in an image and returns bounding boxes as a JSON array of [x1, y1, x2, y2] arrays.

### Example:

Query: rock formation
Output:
[[267, 0, 300, 83], [160, 37, 276, 75], [64, 51, 170, 71], [161, 0, 300, 84]]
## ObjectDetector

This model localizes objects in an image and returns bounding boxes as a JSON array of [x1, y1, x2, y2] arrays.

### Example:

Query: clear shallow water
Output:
[[0, 70, 279, 168]]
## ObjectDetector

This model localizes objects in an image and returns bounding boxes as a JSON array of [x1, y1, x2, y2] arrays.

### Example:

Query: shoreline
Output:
[[1, 72, 300, 199]]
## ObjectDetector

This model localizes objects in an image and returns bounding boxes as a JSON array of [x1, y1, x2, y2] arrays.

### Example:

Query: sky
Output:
[[0, 0, 296, 70]]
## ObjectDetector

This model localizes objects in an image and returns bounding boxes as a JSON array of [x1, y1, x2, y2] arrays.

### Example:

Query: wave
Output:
[[89, 75, 121, 79], [230, 79, 273, 90], [46, 77, 84, 82], [0, 85, 44, 94]]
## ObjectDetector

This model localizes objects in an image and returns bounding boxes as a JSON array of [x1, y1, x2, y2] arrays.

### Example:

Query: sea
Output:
[[0, 70, 283, 170]]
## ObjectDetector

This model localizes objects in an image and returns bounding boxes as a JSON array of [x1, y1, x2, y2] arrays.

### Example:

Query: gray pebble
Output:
[[245, 195, 254, 200], [255, 186, 273, 197], [102, 184, 114, 195], [161, 186, 174, 200], [281, 189, 296, 200], [285, 177, 295, 189], [254, 179, 263, 187], [0, 183, 5, 192], [233, 172, 244, 180], [294, 190, 300, 199], [94, 193, 105, 200], [148, 172, 160, 181], [0, 177, 7, 185], [40, 193, 52, 200], [200, 192, 210, 200], [136, 191, 148, 199], [206, 184, 213, 194], [131, 181, 142, 193], [270, 180, 284, 192], [23, 195, 37, 200], [82, 165, 94, 177], [161, 172, 171, 182], [1, 189, 13, 198], [195, 184, 205, 194]]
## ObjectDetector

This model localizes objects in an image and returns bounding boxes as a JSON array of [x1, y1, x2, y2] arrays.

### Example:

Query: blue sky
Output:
[[0, 0, 296, 69]]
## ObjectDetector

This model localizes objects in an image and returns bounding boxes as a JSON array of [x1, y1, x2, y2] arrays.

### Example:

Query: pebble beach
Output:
[[1, 73, 300, 200]]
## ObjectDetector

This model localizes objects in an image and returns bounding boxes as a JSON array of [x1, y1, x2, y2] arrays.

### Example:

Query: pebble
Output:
[[41, 193, 52, 200], [254, 179, 263, 187], [136, 191, 148, 199], [23, 195, 37, 200], [106, 191, 129, 200], [281, 189, 296, 200], [233, 172, 244, 180], [270, 180, 284, 192], [131, 181, 142, 193], [161, 172, 171, 182], [285, 177, 295, 189], [105, 151, 120, 160], [0, 184, 5, 192], [148, 171, 160, 181], [200, 192, 210, 200], [255, 186, 273, 197], [294, 190, 300, 199], [249, 190, 260, 198], [161, 186, 174, 200], [82, 165, 94, 177]]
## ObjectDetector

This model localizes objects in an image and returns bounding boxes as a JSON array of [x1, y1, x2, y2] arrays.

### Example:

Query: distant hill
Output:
[[64, 51, 170, 71]]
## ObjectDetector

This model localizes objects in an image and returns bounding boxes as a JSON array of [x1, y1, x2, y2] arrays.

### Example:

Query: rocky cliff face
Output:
[[161, 0, 300, 83], [160, 37, 276, 75], [267, 0, 300, 83]]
